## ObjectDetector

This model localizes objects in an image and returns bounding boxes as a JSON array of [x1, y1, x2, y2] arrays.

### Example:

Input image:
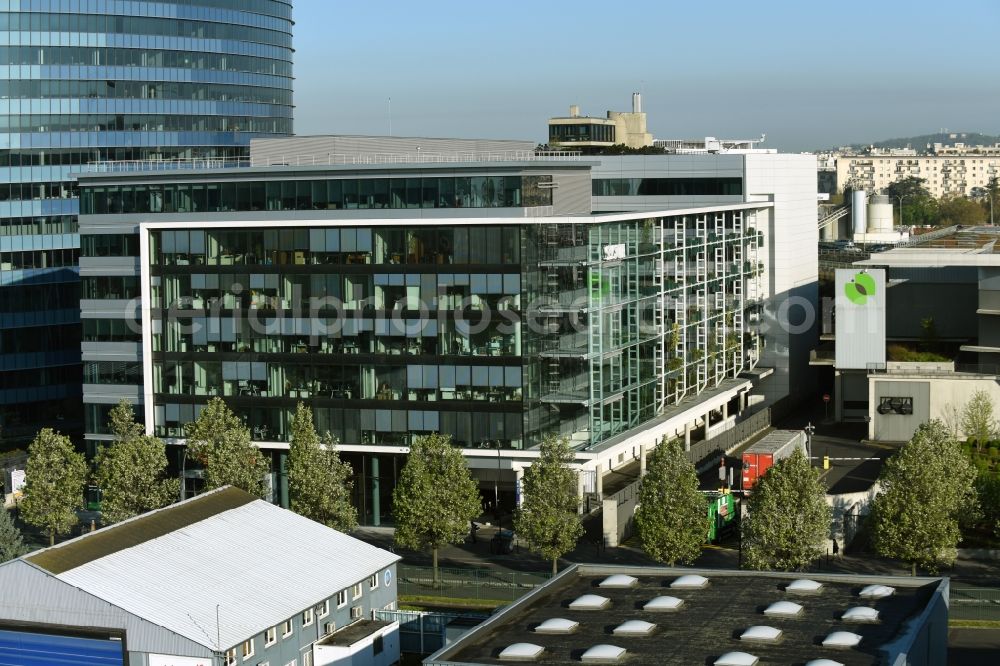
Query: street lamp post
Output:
[[986, 191, 995, 227], [893, 194, 910, 228], [804, 422, 815, 463], [494, 440, 502, 531]]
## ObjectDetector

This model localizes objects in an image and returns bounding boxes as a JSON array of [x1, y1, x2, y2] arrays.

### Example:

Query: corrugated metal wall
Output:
[[250, 136, 536, 163]]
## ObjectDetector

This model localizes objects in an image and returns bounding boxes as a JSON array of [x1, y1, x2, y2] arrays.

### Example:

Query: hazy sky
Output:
[[292, 0, 1000, 152]]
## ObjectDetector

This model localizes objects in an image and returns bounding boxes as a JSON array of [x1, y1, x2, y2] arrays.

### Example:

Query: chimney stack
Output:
[[632, 92, 642, 114], [569, 105, 580, 118]]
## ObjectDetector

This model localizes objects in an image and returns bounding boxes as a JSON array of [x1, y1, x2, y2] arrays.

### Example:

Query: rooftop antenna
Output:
[[388, 97, 392, 137]]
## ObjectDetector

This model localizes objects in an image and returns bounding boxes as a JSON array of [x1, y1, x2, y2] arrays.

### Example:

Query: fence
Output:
[[375, 609, 489, 655], [688, 406, 772, 470], [397, 564, 551, 602], [950, 586, 1000, 622]]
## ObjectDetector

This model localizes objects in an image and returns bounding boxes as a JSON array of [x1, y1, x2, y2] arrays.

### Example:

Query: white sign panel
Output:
[[9, 469, 25, 493], [149, 655, 211, 666], [835, 268, 886, 370], [602, 243, 626, 261]]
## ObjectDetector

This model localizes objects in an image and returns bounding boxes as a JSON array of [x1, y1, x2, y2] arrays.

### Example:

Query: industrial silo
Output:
[[867, 194, 894, 233], [852, 190, 868, 236]]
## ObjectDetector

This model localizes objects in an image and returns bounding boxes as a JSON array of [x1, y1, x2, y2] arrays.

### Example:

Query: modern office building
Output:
[[77, 138, 817, 524], [0, 486, 401, 666], [813, 226, 1000, 441], [0, 1, 294, 447], [426, 564, 949, 666]]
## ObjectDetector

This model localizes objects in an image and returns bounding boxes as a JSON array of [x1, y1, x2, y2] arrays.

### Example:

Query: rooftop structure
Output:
[[425, 565, 948, 666], [0, 487, 400, 665], [547, 94, 653, 152]]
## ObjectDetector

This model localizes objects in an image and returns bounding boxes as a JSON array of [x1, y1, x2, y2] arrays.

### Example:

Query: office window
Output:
[[225, 648, 237, 665], [337, 589, 347, 607], [318, 600, 330, 618], [264, 626, 277, 647], [370, 573, 379, 590], [282, 619, 293, 637], [350, 606, 363, 620], [242, 639, 254, 659], [302, 608, 314, 626], [352, 582, 363, 599]]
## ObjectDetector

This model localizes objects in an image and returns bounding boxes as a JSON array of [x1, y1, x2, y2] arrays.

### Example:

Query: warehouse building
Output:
[[426, 564, 948, 666], [0, 486, 400, 666]]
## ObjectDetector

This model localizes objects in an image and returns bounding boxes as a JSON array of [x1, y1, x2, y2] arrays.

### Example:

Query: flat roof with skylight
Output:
[[425, 565, 948, 666]]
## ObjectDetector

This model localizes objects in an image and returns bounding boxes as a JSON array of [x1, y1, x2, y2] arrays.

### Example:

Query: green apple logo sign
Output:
[[845, 272, 876, 305]]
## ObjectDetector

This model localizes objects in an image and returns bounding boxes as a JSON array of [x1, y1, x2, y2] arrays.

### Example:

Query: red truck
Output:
[[741, 429, 807, 490]]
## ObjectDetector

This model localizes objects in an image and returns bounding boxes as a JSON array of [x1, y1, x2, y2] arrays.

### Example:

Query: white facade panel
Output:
[[835, 269, 886, 370]]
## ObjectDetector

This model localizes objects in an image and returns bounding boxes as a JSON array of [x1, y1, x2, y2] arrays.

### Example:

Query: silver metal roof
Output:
[[55, 498, 399, 651]]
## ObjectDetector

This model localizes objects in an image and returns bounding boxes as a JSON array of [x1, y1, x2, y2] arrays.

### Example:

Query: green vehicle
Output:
[[705, 492, 736, 542]]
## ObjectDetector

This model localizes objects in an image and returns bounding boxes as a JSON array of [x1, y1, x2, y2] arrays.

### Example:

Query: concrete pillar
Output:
[[639, 443, 647, 477], [703, 412, 711, 440], [722, 401, 729, 421], [684, 423, 692, 451], [739, 389, 747, 412], [371, 456, 380, 527], [603, 498, 619, 548], [595, 463, 604, 498], [577, 470, 586, 515]]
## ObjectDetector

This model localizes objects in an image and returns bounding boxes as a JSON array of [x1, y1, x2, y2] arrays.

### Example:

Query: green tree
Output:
[[744, 448, 831, 571], [20, 429, 88, 546], [93, 400, 179, 524], [514, 435, 584, 575], [961, 390, 996, 453], [634, 437, 707, 565], [184, 398, 269, 497], [393, 433, 480, 584], [288, 403, 357, 532], [870, 420, 977, 574], [0, 508, 28, 562], [886, 177, 938, 226], [937, 195, 986, 226]]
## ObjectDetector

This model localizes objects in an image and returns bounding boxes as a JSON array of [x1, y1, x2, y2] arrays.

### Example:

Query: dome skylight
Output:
[[714, 652, 760, 666], [858, 584, 895, 599], [613, 620, 656, 636], [599, 574, 638, 588], [787, 579, 824, 594], [822, 631, 863, 648], [569, 594, 611, 610], [534, 618, 579, 634], [740, 626, 782, 642], [580, 644, 627, 663], [644, 595, 684, 611], [498, 643, 545, 661], [841, 606, 880, 623], [670, 574, 709, 589], [763, 601, 803, 617]]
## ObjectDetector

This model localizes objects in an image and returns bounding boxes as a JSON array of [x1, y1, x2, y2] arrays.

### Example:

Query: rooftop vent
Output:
[[644, 595, 684, 612], [714, 651, 760, 666], [841, 607, 880, 623], [569, 594, 611, 610], [822, 631, 863, 648], [599, 574, 638, 589], [670, 574, 709, 589], [804, 660, 845, 666], [613, 620, 656, 637], [580, 644, 627, 663], [763, 601, 803, 617], [534, 618, 579, 635], [858, 584, 895, 599], [498, 643, 545, 661], [787, 579, 824, 594], [740, 626, 782, 643]]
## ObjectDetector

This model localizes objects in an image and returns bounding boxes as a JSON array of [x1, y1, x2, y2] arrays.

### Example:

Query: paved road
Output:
[[948, 628, 1000, 665]]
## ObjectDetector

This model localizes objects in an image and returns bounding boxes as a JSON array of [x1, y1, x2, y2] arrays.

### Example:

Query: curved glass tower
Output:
[[0, 0, 294, 447]]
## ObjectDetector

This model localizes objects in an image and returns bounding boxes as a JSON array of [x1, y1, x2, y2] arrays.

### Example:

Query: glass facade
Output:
[[549, 123, 615, 144], [147, 224, 527, 450], [80, 176, 552, 215], [0, 1, 293, 447], [593, 178, 744, 197]]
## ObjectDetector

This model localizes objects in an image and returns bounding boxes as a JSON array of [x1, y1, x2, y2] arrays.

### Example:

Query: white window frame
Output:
[[224, 648, 237, 666], [302, 607, 314, 627], [369, 573, 379, 590], [242, 638, 254, 660], [337, 590, 347, 607], [264, 626, 277, 647], [352, 582, 363, 600], [284, 661, 296, 666], [317, 600, 329, 618], [301, 651, 313, 666], [282, 619, 293, 638]]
